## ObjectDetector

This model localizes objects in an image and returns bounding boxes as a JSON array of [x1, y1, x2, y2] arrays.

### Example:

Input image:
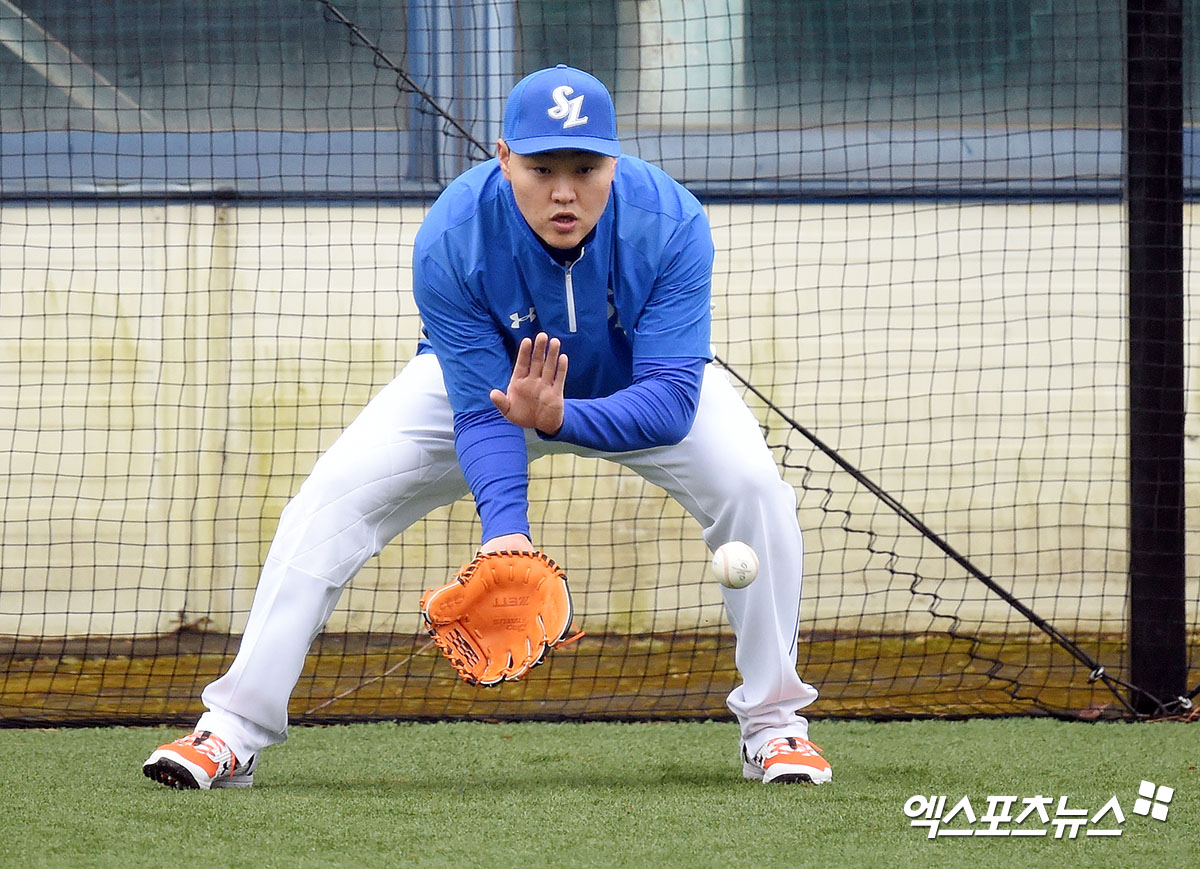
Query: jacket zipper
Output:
[[564, 245, 584, 333]]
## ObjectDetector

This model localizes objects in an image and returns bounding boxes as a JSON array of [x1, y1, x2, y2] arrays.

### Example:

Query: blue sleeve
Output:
[[453, 408, 530, 543], [546, 356, 706, 452], [629, 209, 714, 360], [413, 252, 513, 414]]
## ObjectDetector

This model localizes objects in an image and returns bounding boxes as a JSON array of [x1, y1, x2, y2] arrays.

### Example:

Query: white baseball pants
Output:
[[198, 352, 818, 759]]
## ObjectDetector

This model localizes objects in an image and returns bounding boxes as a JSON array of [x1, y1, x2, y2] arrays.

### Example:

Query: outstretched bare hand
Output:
[[490, 332, 568, 435]]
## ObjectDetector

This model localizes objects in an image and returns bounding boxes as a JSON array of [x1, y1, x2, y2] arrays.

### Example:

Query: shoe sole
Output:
[[742, 761, 832, 785], [142, 755, 255, 790], [143, 757, 202, 789], [766, 771, 830, 785]]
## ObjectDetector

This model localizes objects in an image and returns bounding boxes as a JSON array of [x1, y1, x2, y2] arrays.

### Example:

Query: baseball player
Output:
[[142, 65, 829, 789]]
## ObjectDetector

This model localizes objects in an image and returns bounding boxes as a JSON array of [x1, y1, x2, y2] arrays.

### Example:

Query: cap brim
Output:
[[505, 135, 620, 158]]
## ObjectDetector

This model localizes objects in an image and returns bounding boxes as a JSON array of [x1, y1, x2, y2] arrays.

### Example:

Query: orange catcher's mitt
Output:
[[419, 550, 579, 686]]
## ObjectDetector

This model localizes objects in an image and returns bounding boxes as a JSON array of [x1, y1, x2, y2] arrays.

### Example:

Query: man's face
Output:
[[498, 141, 617, 250]]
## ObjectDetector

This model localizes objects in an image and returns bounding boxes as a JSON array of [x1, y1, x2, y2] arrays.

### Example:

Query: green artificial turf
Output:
[[0, 718, 1194, 868]]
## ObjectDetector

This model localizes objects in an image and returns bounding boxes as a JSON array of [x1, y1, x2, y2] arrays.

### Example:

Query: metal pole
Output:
[[1125, 0, 1187, 716]]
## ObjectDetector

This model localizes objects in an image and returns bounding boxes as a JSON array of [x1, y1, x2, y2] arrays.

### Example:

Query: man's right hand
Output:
[[489, 332, 567, 436]]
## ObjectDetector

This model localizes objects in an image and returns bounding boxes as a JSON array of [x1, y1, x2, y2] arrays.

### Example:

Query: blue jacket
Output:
[[411, 154, 714, 541], [413, 154, 714, 413]]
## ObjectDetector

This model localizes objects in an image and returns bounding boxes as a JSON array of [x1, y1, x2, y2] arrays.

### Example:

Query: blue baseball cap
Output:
[[502, 64, 620, 158]]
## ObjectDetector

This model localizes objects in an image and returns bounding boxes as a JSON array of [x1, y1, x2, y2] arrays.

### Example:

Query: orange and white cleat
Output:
[[142, 731, 257, 790], [742, 735, 832, 785]]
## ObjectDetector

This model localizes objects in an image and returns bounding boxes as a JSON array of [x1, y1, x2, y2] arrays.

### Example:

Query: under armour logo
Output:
[[548, 85, 588, 129], [606, 288, 625, 334], [509, 307, 537, 329]]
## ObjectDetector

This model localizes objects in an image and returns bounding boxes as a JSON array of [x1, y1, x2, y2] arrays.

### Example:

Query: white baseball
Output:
[[711, 541, 759, 589]]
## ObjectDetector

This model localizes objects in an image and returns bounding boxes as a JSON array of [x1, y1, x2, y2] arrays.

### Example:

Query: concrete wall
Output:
[[1, 201, 1196, 637]]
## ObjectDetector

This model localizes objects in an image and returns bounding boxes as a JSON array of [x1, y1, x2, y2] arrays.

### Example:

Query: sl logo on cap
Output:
[[548, 85, 588, 129]]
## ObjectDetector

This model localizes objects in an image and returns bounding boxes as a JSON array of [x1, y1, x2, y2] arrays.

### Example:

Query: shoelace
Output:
[[759, 736, 823, 761], [177, 731, 236, 772]]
